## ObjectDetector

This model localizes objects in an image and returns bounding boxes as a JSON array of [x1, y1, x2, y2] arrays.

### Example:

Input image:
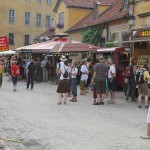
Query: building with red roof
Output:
[[66, 0, 131, 47]]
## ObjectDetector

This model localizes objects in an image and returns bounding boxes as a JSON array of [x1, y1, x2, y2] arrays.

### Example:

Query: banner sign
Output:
[[0, 36, 9, 51], [133, 29, 150, 39]]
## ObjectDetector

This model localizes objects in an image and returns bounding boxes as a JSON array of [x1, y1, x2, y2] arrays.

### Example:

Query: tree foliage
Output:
[[81, 26, 102, 45]]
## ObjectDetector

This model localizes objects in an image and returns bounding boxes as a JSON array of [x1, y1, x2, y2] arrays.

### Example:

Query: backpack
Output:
[[76, 65, 82, 80], [15, 65, 20, 76], [135, 69, 145, 84], [63, 67, 69, 78], [56, 62, 61, 75], [45, 61, 50, 69]]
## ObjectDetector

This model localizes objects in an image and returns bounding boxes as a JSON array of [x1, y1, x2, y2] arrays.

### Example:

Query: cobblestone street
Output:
[[0, 76, 150, 150]]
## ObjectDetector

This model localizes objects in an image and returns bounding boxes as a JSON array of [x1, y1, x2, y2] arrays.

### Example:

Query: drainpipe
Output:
[[128, 0, 135, 57]]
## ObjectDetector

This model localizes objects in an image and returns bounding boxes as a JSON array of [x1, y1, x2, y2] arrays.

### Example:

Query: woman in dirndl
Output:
[[57, 60, 70, 105]]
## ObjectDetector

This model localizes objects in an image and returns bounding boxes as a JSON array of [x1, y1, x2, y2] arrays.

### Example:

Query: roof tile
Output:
[[67, 0, 129, 32]]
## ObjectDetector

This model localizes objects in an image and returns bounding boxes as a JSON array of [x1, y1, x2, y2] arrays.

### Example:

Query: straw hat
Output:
[[60, 55, 67, 61]]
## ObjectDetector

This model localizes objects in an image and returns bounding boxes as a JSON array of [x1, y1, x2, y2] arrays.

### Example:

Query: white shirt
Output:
[[59, 65, 70, 80], [42, 60, 46, 68], [71, 67, 78, 78], [57, 61, 64, 69], [108, 64, 116, 79], [81, 65, 88, 81]]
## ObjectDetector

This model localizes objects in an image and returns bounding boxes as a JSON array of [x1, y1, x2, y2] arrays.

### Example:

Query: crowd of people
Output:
[[0, 54, 150, 139], [0, 55, 56, 90], [55, 55, 150, 109], [125, 58, 150, 108], [0, 54, 150, 108], [55, 55, 117, 105]]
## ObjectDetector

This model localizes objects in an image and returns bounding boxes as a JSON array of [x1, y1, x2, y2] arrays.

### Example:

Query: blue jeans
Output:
[[27, 75, 34, 89], [42, 68, 48, 82], [71, 78, 77, 96], [12, 76, 18, 85]]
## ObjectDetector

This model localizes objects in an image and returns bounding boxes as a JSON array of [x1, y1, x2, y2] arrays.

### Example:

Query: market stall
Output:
[[15, 36, 100, 65], [132, 27, 150, 68]]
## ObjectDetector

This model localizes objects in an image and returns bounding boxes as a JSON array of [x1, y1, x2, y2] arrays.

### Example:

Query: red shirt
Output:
[[11, 64, 20, 76]]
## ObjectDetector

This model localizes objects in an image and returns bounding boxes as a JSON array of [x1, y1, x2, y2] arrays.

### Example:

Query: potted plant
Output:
[[56, 23, 64, 29], [49, 26, 55, 32]]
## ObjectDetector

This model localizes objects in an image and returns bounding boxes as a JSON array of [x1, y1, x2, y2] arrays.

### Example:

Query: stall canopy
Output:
[[15, 37, 100, 53], [97, 47, 130, 53]]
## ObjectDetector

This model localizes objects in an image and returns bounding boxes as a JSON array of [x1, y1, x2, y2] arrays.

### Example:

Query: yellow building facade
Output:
[[0, 0, 56, 50], [54, 0, 92, 37], [134, 0, 150, 29], [62, 4, 110, 42]]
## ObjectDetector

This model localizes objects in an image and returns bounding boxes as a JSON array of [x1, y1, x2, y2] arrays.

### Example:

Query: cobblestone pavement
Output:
[[0, 76, 150, 150]]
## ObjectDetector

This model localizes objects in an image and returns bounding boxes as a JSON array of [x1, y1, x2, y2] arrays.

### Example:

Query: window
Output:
[[46, 0, 51, 4], [8, 33, 14, 45], [37, 0, 42, 3], [24, 35, 30, 45], [59, 12, 64, 24], [9, 9, 15, 23], [100, 37, 106, 47], [36, 14, 42, 27], [25, 12, 30, 25], [46, 15, 51, 27]]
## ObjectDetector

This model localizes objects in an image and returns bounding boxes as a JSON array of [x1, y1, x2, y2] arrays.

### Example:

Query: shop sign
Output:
[[0, 36, 9, 51], [133, 29, 150, 39]]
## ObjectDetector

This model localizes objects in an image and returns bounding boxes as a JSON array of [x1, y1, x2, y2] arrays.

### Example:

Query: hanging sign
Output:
[[0, 36, 9, 51], [133, 29, 150, 39]]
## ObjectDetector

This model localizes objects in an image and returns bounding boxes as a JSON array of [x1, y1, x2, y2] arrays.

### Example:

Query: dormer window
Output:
[[123, 0, 128, 9]]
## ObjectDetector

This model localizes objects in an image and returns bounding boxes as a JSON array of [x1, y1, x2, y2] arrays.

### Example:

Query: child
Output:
[[0, 60, 4, 87], [11, 59, 20, 91]]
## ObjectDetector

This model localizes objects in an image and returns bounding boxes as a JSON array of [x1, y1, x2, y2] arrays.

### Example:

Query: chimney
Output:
[[93, 0, 100, 19]]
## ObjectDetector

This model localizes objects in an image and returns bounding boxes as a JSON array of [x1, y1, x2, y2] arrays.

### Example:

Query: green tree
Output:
[[81, 26, 102, 45]]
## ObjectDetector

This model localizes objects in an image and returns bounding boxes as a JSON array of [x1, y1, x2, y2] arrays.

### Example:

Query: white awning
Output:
[[97, 47, 130, 53], [0, 50, 16, 55]]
